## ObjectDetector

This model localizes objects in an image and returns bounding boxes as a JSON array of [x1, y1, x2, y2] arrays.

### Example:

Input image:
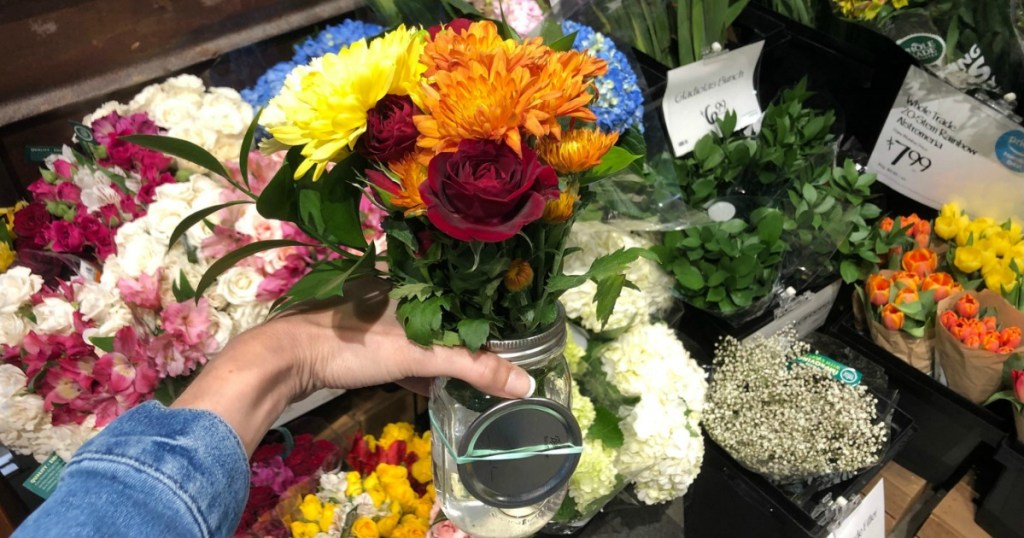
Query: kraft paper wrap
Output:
[[935, 290, 1024, 405], [854, 274, 935, 375]]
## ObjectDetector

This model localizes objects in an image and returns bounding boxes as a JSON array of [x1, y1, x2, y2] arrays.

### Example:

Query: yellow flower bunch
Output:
[[0, 201, 23, 272], [938, 203, 1024, 294], [833, 0, 909, 21], [290, 494, 338, 538]]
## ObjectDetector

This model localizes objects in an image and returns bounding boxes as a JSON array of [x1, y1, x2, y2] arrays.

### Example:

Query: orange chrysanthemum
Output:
[[414, 20, 607, 157], [536, 129, 619, 174], [543, 184, 578, 224], [387, 153, 429, 216], [504, 259, 534, 292]]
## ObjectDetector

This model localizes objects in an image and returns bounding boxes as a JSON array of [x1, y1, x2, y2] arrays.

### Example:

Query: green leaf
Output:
[[594, 274, 627, 329], [389, 283, 435, 302], [547, 31, 578, 52], [396, 296, 448, 346], [194, 239, 311, 299], [89, 336, 115, 353], [238, 109, 263, 190], [581, 146, 642, 184], [167, 200, 250, 251], [172, 270, 196, 303], [674, 262, 705, 291], [801, 182, 818, 204], [298, 189, 325, 235], [755, 210, 784, 244], [719, 219, 747, 234], [546, 248, 647, 293], [840, 259, 862, 283], [123, 134, 232, 182], [587, 405, 624, 448], [457, 319, 491, 352], [257, 148, 300, 221]]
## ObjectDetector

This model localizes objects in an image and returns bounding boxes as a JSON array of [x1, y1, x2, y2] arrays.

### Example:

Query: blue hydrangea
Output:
[[562, 20, 645, 134], [242, 19, 384, 109]]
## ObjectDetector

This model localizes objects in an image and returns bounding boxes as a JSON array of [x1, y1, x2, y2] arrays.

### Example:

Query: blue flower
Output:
[[562, 20, 645, 134], [242, 19, 384, 110]]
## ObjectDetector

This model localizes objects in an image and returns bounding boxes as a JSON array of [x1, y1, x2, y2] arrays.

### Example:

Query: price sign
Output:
[[868, 66, 1024, 222], [662, 41, 765, 157]]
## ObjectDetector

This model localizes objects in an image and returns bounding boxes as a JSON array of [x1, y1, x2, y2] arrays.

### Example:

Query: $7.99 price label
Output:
[[883, 137, 932, 172]]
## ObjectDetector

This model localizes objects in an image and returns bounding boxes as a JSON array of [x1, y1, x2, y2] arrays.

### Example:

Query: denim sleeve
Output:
[[13, 401, 250, 538]]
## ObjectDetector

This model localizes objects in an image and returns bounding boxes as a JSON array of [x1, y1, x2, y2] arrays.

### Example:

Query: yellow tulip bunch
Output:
[[935, 203, 1024, 296]]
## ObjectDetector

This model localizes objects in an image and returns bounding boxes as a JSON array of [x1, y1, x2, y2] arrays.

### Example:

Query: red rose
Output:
[[420, 140, 559, 242], [13, 202, 52, 243], [428, 17, 473, 38], [284, 436, 339, 478], [45, 220, 85, 254], [358, 95, 420, 163]]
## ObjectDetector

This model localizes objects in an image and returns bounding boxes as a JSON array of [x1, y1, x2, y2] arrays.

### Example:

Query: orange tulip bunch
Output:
[[938, 294, 1022, 354], [864, 251, 960, 337], [879, 213, 931, 251]]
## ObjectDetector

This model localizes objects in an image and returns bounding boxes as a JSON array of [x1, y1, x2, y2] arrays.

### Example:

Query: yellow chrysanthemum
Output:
[[537, 129, 619, 174], [267, 25, 427, 181], [543, 184, 578, 224], [504, 259, 534, 292], [0, 242, 14, 273]]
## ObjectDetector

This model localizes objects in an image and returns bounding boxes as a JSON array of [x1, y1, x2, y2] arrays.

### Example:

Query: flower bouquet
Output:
[[130, 16, 645, 537], [856, 256, 959, 375], [985, 353, 1024, 443], [935, 290, 1024, 404]]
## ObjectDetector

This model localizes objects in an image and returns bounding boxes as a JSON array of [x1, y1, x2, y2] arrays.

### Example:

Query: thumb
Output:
[[427, 349, 536, 399]]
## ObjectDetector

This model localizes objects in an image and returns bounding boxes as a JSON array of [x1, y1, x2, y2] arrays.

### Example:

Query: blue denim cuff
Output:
[[16, 401, 249, 538]]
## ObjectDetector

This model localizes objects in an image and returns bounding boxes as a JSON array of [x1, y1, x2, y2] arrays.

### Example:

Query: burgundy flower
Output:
[[357, 95, 420, 163], [284, 435, 339, 478], [428, 17, 473, 38], [420, 140, 559, 242], [44, 220, 85, 254], [13, 202, 52, 242]]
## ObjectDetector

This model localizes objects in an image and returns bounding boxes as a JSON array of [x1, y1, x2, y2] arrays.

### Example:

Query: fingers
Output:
[[411, 347, 536, 399]]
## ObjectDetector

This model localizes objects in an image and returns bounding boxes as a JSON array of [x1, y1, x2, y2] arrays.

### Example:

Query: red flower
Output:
[[45, 220, 85, 253], [13, 202, 52, 245], [428, 17, 473, 38], [284, 435, 339, 478], [1012, 370, 1024, 402], [421, 140, 559, 243], [358, 95, 421, 163]]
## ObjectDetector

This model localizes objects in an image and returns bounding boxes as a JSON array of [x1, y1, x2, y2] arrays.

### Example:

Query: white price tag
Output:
[[868, 66, 1024, 222], [829, 479, 885, 538], [662, 41, 765, 157]]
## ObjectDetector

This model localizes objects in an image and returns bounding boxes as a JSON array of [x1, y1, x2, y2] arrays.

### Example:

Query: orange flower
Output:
[[865, 274, 892, 306], [901, 248, 938, 278], [981, 316, 998, 333], [954, 294, 980, 319], [891, 271, 921, 291], [894, 286, 919, 305], [383, 153, 430, 216], [879, 217, 894, 233], [415, 21, 606, 157], [981, 331, 1002, 352], [1001, 326, 1022, 348], [536, 129, 619, 174], [880, 303, 904, 331], [504, 259, 534, 292], [939, 310, 959, 331], [921, 272, 961, 302], [543, 184, 578, 224]]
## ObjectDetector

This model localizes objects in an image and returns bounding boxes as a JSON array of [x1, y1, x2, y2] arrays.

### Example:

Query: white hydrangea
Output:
[[568, 438, 619, 514], [598, 322, 707, 410], [571, 380, 595, 437], [616, 399, 704, 504], [561, 221, 674, 333]]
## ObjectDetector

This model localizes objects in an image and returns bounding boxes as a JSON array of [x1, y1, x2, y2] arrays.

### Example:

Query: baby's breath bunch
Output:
[[703, 327, 888, 483]]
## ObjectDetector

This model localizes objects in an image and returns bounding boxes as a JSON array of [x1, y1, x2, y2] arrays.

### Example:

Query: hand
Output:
[[173, 277, 534, 454]]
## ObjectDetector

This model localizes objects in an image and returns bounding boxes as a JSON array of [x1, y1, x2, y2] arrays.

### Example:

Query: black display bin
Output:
[[822, 294, 1011, 487], [975, 438, 1024, 538], [680, 329, 915, 537]]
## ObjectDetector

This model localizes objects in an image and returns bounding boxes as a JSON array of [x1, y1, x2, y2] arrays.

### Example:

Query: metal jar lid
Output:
[[456, 397, 582, 509]]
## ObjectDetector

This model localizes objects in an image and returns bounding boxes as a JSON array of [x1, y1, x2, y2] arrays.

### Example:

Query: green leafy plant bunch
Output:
[[129, 16, 648, 352]]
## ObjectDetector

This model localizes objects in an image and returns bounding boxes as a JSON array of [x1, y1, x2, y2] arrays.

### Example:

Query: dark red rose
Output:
[[44, 220, 85, 253], [428, 17, 473, 38], [13, 203, 51, 242], [284, 436, 339, 478], [251, 442, 285, 464], [357, 95, 420, 163], [420, 140, 559, 242]]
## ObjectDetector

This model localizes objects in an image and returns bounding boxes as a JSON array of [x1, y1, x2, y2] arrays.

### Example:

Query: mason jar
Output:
[[430, 307, 581, 538]]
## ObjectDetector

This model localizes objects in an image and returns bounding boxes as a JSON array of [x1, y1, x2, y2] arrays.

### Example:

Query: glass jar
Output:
[[430, 309, 581, 538]]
